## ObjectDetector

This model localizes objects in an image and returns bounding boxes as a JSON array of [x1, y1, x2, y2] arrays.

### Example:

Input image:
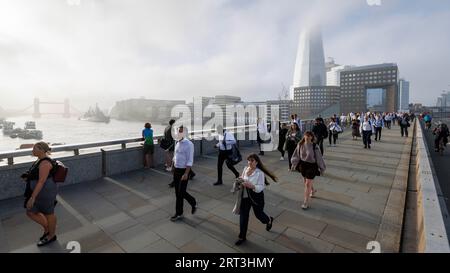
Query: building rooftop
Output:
[[341, 63, 398, 72]]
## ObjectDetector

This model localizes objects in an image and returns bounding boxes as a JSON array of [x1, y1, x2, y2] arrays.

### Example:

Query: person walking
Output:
[[327, 117, 340, 147], [161, 119, 176, 172], [257, 118, 269, 156], [283, 122, 302, 171], [361, 116, 373, 149], [22, 142, 58, 247], [142, 123, 154, 168], [384, 113, 392, 129], [351, 117, 361, 140], [170, 126, 197, 221], [234, 154, 277, 246], [290, 131, 326, 209], [312, 117, 328, 155], [399, 113, 411, 137], [214, 125, 240, 186], [373, 114, 384, 141], [278, 122, 288, 160], [294, 114, 303, 133]]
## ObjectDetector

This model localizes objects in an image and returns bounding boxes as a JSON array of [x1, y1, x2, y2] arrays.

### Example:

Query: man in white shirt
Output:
[[170, 125, 197, 221], [257, 118, 269, 156], [214, 125, 240, 186]]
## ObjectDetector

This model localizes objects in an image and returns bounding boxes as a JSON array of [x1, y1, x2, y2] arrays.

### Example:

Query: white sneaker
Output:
[[166, 167, 172, 172], [280, 157, 285, 161]]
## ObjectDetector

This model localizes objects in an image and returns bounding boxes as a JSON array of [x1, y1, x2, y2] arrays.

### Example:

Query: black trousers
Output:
[[278, 146, 285, 157], [362, 130, 372, 147], [174, 168, 196, 216], [329, 131, 338, 145], [386, 121, 391, 129], [218, 150, 239, 183], [287, 146, 296, 169], [239, 194, 270, 240], [374, 127, 382, 140], [401, 126, 409, 137], [316, 138, 324, 155]]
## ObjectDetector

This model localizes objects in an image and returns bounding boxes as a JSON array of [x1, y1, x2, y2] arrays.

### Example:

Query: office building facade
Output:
[[340, 64, 399, 113], [398, 79, 410, 112]]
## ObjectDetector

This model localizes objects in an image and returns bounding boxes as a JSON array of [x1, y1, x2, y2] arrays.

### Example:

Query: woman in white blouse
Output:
[[235, 153, 278, 246]]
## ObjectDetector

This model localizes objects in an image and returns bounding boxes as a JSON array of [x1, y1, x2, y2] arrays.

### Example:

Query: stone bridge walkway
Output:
[[0, 125, 412, 253]]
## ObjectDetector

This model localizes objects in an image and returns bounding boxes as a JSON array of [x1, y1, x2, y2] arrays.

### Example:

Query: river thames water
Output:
[[0, 115, 167, 152]]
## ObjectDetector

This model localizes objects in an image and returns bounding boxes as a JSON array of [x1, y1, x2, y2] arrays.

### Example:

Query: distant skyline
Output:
[[1, 0, 450, 110]]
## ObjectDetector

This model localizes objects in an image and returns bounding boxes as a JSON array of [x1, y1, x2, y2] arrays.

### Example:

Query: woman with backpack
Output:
[[290, 131, 326, 210], [22, 142, 58, 247]]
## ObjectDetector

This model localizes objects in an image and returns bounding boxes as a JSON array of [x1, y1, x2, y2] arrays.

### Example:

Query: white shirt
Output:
[[242, 167, 266, 195], [217, 131, 237, 151], [173, 138, 194, 168], [361, 121, 373, 132], [257, 121, 268, 134]]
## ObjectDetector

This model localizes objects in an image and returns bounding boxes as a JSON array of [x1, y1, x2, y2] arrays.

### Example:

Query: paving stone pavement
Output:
[[0, 125, 411, 253]]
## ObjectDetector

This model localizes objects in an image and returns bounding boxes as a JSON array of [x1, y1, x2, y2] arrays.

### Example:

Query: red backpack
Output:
[[39, 158, 68, 183], [52, 160, 68, 183]]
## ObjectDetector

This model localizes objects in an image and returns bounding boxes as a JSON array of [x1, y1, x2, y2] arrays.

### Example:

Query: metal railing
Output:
[[0, 119, 326, 166]]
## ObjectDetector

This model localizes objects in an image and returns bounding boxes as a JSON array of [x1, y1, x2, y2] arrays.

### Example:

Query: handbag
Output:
[[227, 144, 242, 166]]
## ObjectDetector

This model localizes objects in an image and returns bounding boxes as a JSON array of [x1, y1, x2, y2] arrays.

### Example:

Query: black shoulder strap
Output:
[[312, 143, 318, 163]]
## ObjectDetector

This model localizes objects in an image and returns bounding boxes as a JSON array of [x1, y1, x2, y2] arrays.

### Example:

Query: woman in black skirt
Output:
[[290, 131, 326, 209], [22, 142, 58, 247]]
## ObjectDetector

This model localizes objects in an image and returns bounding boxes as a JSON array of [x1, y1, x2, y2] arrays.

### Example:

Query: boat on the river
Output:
[[79, 104, 110, 123], [24, 121, 36, 130]]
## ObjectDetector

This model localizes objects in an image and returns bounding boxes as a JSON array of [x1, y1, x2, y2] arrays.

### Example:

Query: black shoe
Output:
[[192, 204, 197, 215], [168, 182, 174, 188], [258, 152, 264, 156], [170, 215, 183, 222], [364, 145, 367, 149], [213, 181, 223, 186], [39, 232, 49, 241], [235, 238, 246, 246], [368, 145, 371, 149], [266, 216, 274, 231], [37, 235, 57, 247]]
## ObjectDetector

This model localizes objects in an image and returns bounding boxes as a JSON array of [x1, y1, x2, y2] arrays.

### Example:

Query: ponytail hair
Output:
[[34, 141, 51, 155]]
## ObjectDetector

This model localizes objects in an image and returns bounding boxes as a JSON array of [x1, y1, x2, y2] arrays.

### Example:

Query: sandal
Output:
[[39, 232, 49, 241], [301, 203, 309, 210], [37, 235, 57, 247], [310, 190, 317, 198]]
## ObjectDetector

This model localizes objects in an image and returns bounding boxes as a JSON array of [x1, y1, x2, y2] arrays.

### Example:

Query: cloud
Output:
[[0, 0, 448, 111]]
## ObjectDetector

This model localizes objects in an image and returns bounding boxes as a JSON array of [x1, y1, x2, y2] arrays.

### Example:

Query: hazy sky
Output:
[[0, 0, 449, 111]]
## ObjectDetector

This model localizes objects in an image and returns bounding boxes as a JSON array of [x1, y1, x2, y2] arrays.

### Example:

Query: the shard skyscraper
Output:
[[292, 25, 326, 90], [291, 25, 340, 118]]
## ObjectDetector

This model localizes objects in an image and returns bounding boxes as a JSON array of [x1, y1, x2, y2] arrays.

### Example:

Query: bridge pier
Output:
[[32, 98, 41, 118], [63, 98, 71, 118]]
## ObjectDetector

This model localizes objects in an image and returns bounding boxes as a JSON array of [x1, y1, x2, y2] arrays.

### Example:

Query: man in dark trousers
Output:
[[214, 125, 240, 186], [170, 125, 197, 221], [312, 117, 328, 155]]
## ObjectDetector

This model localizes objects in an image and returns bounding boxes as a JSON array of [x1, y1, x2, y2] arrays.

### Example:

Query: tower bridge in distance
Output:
[[15, 98, 82, 118]]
